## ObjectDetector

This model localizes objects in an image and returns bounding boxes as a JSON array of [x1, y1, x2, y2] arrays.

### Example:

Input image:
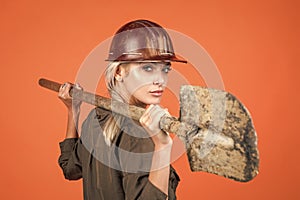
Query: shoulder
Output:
[[115, 117, 154, 153], [82, 107, 111, 129], [80, 107, 112, 150]]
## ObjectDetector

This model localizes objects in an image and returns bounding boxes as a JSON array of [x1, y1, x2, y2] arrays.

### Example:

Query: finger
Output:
[[164, 108, 170, 116], [59, 83, 72, 99], [147, 105, 162, 119], [140, 112, 152, 126], [59, 82, 68, 90], [74, 83, 83, 90], [149, 106, 169, 127], [143, 104, 155, 116], [140, 104, 154, 124], [141, 117, 152, 127], [58, 91, 69, 99], [146, 106, 164, 128], [58, 83, 66, 97], [148, 105, 166, 120]]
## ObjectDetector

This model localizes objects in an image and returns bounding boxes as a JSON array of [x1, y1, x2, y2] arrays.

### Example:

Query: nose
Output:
[[153, 72, 166, 86], [153, 80, 163, 85]]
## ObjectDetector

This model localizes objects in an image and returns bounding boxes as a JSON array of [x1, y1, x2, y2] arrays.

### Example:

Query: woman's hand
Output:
[[140, 105, 172, 194], [58, 82, 82, 112], [58, 82, 83, 139], [139, 104, 172, 148]]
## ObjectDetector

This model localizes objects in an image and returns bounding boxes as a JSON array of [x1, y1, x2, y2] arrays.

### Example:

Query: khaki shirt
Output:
[[59, 107, 180, 200]]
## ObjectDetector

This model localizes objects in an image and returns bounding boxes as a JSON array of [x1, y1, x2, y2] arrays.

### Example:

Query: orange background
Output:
[[1, 0, 299, 199]]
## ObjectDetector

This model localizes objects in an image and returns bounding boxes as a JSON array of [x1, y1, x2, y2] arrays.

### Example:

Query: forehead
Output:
[[127, 62, 171, 67]]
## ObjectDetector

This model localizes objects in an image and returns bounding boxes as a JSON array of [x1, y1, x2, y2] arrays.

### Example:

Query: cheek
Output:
[[164, 74, 169, 84], [132, 86, 159, 105], [132, 86, 149, 99], [123, 72, 153, 94]]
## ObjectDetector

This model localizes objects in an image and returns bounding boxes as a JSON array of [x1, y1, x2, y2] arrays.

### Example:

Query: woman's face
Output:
[[120, 62, 171, 106]]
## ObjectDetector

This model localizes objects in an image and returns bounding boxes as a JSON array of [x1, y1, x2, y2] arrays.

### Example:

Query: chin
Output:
[[134, 95, 162, 106], [143, 98, 161, 105]]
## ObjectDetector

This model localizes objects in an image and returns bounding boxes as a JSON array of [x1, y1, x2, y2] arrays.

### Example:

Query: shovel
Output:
[[38, 78, 259, 182]]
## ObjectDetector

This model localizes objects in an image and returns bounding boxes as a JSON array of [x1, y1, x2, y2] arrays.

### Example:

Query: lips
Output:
[[149, 89, 163, 97]]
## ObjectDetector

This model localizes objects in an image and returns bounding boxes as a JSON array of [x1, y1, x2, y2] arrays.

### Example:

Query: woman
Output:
[[58, 19, 186, 200]]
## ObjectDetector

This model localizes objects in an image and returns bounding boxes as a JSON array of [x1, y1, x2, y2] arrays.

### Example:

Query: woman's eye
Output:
[[162, 66, 172, 73], [142, 65, 153, 72]]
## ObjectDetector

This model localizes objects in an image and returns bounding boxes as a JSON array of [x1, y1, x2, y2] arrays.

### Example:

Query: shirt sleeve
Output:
[[58, 138, 82, 180], [122, 172, 167, 200]]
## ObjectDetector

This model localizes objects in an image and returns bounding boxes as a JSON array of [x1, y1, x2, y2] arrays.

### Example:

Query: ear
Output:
[[115, 65, 125, 82]]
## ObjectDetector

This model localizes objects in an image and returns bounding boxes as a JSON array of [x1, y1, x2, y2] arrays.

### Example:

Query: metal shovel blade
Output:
[[179, 85, 259, 182]]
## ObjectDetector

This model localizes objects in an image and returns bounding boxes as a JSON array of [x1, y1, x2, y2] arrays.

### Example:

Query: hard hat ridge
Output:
[[106, 19, 187, 63]]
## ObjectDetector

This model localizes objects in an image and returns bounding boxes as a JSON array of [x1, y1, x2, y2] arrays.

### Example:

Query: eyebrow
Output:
[[139, 62, 171, 66], [155, 62, 171, 66]]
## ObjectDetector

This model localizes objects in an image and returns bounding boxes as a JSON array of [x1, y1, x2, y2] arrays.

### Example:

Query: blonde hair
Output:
[[103, 62, 136, 146]]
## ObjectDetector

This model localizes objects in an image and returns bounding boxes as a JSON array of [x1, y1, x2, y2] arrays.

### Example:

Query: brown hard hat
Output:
[[106, 19, 187, 63]]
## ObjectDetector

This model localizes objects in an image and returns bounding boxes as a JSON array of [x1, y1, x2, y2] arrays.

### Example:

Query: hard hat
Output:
[[106, 19, 187, 63]]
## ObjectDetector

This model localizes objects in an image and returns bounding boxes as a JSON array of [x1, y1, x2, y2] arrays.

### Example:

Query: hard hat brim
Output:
[[105, 55, 187, 63]]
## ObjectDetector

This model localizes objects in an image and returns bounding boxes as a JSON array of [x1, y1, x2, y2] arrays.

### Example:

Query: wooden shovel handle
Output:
[[38, 78, 179, 132]]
